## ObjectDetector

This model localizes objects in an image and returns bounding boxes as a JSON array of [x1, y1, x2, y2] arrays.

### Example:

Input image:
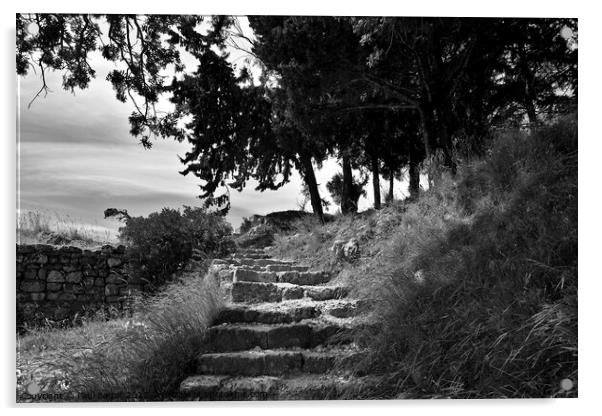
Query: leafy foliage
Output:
[[117, 206, 234, 286], [326, 172, 367, 211], [18, 15, 577, 216]]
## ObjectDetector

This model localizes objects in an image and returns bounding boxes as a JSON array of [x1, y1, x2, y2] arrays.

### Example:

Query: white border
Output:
[[3, 1, 601, 415]]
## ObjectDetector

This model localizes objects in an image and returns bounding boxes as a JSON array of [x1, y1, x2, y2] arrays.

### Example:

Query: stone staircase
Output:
[[179, 247, 374, 400]]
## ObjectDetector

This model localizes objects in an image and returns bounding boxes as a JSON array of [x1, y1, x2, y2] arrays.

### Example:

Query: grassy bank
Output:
[[17, 209, 118, 247], [268, 116, 578, 398], [17, 273, 222, 401]]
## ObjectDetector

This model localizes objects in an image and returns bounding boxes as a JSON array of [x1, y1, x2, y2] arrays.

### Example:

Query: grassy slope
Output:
[[17, 210, 117, 248], [268, 116, 578, 398], [17, 273, 222, 401]]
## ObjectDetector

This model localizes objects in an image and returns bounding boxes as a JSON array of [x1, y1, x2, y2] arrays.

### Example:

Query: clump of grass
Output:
[[17, 273, 222, 401], [17, 209, 118, 246], [348, 115, 577, 398]]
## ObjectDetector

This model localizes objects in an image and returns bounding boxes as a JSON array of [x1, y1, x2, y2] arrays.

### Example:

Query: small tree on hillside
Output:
[[326, 172, 368, 213]]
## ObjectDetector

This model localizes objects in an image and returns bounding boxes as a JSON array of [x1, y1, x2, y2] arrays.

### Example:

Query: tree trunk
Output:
[[437, 120, 457, 175], [417, 105, 433, 158], [388, 170, 394, 202], [525, 96, 537, 124], [341, 154, 356, 214], [300, 153, 324, 224], [519, 46, 538, 124], [409, 152, 420, 199], [371, 155, 381, 210]]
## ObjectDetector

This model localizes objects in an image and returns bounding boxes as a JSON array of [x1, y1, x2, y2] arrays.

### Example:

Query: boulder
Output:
[[343, 238, 360, 260], [331, 238, 360, 262]]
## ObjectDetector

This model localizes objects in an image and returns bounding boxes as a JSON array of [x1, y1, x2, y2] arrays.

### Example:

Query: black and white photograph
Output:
[[12, 3, 583, 405]]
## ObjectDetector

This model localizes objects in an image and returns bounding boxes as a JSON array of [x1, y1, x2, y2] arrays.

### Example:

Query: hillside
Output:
[[262, 117, 578, 398]]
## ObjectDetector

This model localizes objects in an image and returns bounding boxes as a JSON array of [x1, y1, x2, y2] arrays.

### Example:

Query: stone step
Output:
[[265, 264, 309, 272], [233, 269, 330, 285], [206, 320, 355, 352], [179, 374, 378, 400], [214, 299, 360, 325], [277, 271, 331, 286], [195, 346, 366, 377], [236, 248, 266, 255], [235, 258, 295, 267], [231, 253, 271, 260], [228, 281, 349, 304]]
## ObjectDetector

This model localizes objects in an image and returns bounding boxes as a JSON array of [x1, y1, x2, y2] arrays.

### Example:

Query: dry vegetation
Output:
[[268, 117, 578, 398], [17, 209, 118, 247], [16, 273, 222, 401]]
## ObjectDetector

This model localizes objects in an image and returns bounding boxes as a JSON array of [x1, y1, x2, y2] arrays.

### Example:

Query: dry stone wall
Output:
[[16, 244, 148, 328]]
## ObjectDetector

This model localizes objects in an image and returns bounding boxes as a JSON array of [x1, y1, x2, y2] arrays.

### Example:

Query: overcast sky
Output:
[[16, 17, 414, 237]]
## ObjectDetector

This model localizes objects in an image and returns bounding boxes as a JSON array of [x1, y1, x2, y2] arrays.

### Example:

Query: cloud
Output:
[[17, 32, 417, 233]]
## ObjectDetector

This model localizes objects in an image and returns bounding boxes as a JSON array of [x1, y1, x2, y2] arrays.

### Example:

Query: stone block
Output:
[[66, 271, 83, 283], [46, 292, 61, 301], [233, 269, 277, 283], [20, 280, 45, 292], [33, 253, 48, 264], [58, 293, 77, 301], [30, 293, 46, 302], [82, 276, 95, 287], [23, 270, 38, 280], [107, 257, 122, 268], [64, 283, 84, 294], [47, 282, 63, 292], [281, 285, 304, 300]]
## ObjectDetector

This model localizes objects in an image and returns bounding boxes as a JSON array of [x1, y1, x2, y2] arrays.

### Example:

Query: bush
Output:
[[118, 206, 235, 287]]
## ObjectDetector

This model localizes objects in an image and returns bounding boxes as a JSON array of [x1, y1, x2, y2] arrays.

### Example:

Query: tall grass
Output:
[[17, 273, 222, 401], [17, 209, 118, 245], [268, 116, 577, 398], [348, 116, 577, 398]]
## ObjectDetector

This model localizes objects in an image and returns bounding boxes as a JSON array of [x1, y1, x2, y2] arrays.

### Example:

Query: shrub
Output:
[[118, 206, 235, 287]]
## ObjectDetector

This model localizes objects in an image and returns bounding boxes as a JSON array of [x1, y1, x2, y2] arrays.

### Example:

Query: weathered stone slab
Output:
[[220, 376, 280, 399], [265, 264, 309, 272], [47, 270, 65, 283], [230, 281, 282, 303], [215, 303, 317, 325], [304, 286, 349, 301], [208, 324, 270, 352], [20, 280, 45, 292], [179, 375, 229, 396], [233, 269, 277, 283], [279, 271, 330, 285], [197, 350, 303, 376]]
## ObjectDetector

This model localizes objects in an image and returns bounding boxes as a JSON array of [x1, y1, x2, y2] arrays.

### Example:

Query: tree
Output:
[[326, 172, 367, 213], [17, 14, 302, 216], [249, 16, 365, 217], [18, 14, 578, 218]]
